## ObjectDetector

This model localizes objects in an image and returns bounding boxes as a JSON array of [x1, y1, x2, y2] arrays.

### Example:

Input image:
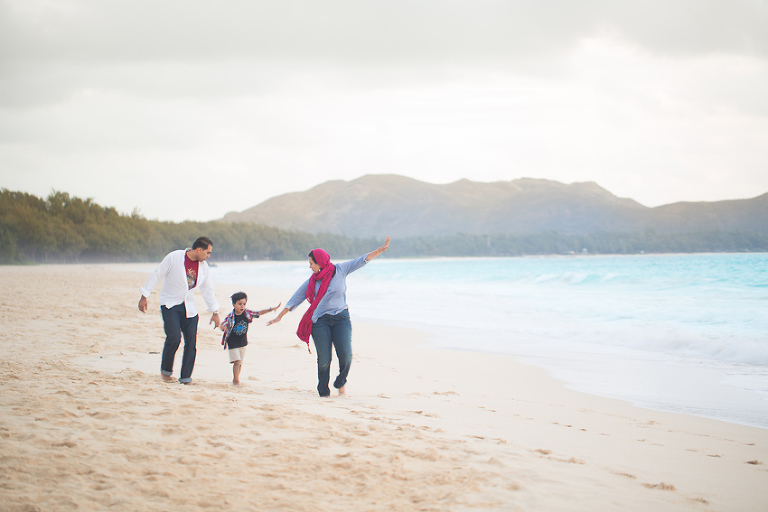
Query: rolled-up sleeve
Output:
[[336, 254, 369, 275], [286, 279, 310, 310]]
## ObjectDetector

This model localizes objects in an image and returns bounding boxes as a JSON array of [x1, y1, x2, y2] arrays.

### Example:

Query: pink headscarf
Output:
[[296, 249, 336, 348]]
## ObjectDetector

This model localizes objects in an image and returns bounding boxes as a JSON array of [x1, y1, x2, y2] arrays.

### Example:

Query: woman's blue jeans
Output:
[[160, 304, 199, 383], [311, 309, 352, 397]]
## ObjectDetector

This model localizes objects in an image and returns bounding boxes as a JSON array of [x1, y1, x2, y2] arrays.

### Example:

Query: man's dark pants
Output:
[[160, 303, 199, 383]]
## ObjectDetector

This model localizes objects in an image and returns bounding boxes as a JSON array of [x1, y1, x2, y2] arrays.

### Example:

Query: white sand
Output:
[[1, 264, 766, 511]]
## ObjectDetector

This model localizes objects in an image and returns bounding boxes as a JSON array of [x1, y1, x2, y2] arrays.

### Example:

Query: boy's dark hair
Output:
[[193, 236, 214, 250], [231, 291, 247, 304]]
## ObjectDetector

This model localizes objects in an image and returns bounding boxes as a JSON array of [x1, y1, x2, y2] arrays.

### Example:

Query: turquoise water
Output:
[[212, 253, 768, 428]]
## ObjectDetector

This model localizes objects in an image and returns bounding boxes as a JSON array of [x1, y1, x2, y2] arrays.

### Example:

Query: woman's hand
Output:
[[366, 236, 390, 261], [267, 306, 289, 326]]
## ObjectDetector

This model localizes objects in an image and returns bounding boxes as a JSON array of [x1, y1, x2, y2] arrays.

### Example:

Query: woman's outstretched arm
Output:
[[266, 306, 292, 326], [365, 236, 390, 262]]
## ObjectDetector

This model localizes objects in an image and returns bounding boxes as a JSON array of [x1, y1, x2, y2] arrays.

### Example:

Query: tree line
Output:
[[0, 189, 378, 264], [2, 188, 766, 264]]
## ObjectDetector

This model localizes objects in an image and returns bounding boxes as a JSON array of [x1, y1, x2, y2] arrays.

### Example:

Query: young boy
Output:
[[220, 292, 280, 385]]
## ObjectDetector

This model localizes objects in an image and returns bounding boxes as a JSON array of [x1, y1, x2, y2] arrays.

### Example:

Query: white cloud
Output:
[[1, 0, 767, 221]]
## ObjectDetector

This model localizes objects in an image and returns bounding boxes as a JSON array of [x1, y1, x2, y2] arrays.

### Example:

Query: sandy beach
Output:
[[1, 264, 766, 511]]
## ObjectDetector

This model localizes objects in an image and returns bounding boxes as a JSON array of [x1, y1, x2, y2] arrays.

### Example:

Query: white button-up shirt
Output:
[[140, 249, 219, 318]]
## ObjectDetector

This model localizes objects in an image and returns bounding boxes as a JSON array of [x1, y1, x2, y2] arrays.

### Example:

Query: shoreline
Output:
[[210, 256, 768, 431], [417, 331, 768, 432], [1, 264, 767, 511]]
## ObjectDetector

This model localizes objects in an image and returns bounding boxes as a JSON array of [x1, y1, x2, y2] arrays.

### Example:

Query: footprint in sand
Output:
[[87, 411, 115, 420], [642, 482, 676, 491], [52, 440, 77, 448]]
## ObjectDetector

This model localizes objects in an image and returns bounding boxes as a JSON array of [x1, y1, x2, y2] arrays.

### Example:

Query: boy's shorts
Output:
[[229, 346, 246, 363]]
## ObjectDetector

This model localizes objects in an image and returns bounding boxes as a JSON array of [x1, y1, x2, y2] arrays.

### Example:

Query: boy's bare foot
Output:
[[233, 380, 240, 386], [161, 374, 176, 383]]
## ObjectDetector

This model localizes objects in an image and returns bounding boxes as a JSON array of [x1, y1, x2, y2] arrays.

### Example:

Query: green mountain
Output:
[[222, 174, 768, 237]]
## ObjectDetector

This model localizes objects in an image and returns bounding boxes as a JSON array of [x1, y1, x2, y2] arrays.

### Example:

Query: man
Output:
[[138, 236, 221, 384]]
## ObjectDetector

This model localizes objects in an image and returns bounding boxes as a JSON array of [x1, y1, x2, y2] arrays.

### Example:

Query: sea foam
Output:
[[212, 253, 768, 428]]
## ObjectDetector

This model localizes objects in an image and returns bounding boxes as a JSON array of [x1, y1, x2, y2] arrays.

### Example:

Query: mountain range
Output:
[[221, 175, 768, 238]]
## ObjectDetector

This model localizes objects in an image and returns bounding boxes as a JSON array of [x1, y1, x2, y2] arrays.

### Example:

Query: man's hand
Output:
[[138, 296, 148, 313], [210, 312, 221, 329]]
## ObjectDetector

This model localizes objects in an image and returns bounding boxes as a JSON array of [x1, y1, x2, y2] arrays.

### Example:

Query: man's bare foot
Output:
[[338, 385, 347, 397], [181, 380, 197, 385], [161, 374, 176, 383]]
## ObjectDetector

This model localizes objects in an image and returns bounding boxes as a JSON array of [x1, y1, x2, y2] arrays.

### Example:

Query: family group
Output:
[[138, 235, 390, 396]]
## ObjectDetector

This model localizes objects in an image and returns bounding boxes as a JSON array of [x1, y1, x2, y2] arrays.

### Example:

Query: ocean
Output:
[[211, 252, 768, 429]]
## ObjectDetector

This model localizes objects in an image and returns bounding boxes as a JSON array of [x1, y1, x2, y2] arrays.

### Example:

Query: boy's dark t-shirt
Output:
[[227, 314, 249, 349]]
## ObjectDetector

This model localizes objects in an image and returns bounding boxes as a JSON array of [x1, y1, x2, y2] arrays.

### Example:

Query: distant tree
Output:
[[1, 188, 767, 264]]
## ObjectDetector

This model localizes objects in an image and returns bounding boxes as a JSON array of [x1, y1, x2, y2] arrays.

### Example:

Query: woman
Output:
[[267, 236, 390, 397]]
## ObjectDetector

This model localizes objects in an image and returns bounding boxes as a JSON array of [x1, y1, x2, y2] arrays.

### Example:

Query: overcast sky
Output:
[[1, 0, 767, 222]]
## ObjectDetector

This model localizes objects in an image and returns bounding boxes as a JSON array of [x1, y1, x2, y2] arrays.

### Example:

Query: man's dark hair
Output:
[[231, 291, 247, 304], [193, 236, 214, 250]]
